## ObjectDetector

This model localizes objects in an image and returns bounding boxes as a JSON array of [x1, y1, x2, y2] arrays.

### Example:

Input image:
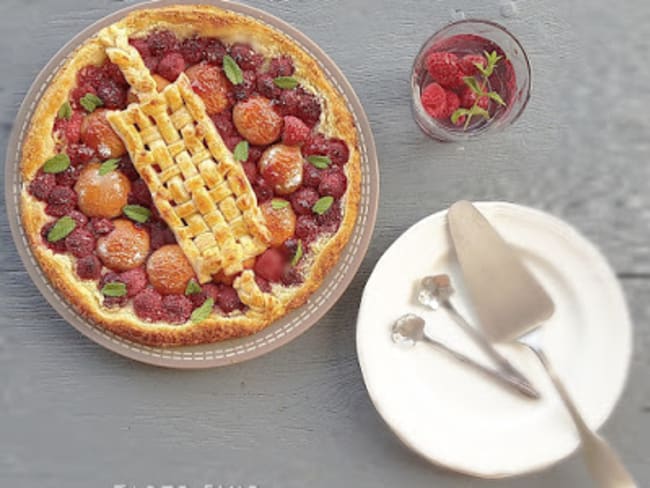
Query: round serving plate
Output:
[[5, 0, 379, 368], [356, 202, 632, 478]]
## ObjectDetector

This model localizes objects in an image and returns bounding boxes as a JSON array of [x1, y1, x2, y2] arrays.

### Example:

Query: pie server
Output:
[[447, 200, 636, 488]]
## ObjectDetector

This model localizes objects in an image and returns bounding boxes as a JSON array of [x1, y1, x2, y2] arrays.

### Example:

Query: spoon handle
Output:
[[443, 299, 537, 388], [421, 334, 540, 399], [532, 347, 637, 488]]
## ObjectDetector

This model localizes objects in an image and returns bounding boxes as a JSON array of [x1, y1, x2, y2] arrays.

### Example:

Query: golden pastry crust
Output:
[[20, 4, 361, 347]]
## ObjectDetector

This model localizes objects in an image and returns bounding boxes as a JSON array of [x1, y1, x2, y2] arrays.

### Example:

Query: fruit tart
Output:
[[20, 5, 360, 346]]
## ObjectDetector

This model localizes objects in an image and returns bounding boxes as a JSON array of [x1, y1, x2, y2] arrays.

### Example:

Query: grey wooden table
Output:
[[1, 1, 649, 487]]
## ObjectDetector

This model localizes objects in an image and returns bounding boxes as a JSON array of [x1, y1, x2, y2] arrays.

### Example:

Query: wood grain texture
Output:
[[1, 0, 649, 487]]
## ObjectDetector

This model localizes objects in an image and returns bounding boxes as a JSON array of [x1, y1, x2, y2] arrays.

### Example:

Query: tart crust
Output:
[[20, 5, 361, 347]]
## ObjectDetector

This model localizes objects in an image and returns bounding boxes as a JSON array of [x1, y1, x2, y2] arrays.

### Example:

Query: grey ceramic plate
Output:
[[5, 0, 379, 368]]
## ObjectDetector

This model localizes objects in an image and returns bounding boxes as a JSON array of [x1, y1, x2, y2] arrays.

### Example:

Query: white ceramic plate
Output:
[[356, 202, 631, 478]]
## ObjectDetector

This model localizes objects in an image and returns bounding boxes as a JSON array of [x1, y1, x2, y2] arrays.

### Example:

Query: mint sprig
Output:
[[452, 50, 506, 129]]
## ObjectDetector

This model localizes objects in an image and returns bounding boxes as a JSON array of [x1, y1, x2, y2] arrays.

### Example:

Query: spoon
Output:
[[418, 274, 539, 398], [392, 314, 539, 398]]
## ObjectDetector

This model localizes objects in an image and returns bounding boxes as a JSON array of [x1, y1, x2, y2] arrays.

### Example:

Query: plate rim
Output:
[[356, 201, 632, 478], [4, 0, 380, 369]]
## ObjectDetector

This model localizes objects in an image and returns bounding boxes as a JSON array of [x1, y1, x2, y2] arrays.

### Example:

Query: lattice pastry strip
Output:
[[106, 66, 271, 282]]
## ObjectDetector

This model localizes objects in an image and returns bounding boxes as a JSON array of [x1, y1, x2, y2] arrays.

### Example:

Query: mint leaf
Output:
[[185, 280, 202, 295], [43, 153, 71, 174], [291, 240, 303, 266], [463, 76, 484, 96], [233, 140, 249, 162], [469, 105, 490, 120], [122, 204, 151, 223], [191, 297, 214, 323], [101, 282, 127, 297], [80, 93, 103, 113], [482, 50, 503, 77], [223, 55, 243, 85], [98, 158, 121, 176], [47, 216, 76, 242], [451, 108, 470, 125], [271, 199, 289, 210], [487, 91, 506, 106], [58, 101, 72, 120], [312, 196, 334, 215], [307, 155, 331, 169], [273, 76, 299, 89]]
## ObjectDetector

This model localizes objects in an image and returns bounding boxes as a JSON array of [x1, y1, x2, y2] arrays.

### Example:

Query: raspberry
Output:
[[256, 74, 281, 99], [280, 238, 299, 260], [211, 109, 236, 137], [128, 179, 153, 207], [161, 295, 193, 323], [76, 255, 102, 280], [318, 168, 347, 198], [459, 54, 487, 76], [102, 62, 128, 87], [216, 284, 243, 313], [459, 86, 488, 110], [302, 133, 328, 157], [290, 187, 320, 215], [28, 172, 56, 200], [45, 186, 77, 217], [229, 43, 263, 71], [246, 146, 263, 164], [223, 134, 243, 152], [254, 248, 286, 282], [281, 267, 303, 287], [67, 143, 96, 166], [420, 82, 448, 119], [189, 283, 219, 308], [64, 111, 84, 144], [425, 52, 464, 89], [302, 162, 322, 188], [133, 288, 164, 322], [96, 80, 127, 110], [65, 228, 95, 258], [88, 217, 114, 236], [253, 177, 273, 202], [282, 116, 310, 146], [143, 56, 160, 73], [316, 200, 342, 233], [242, 161, 258, 183], [129, 38, 151, 58], [55, 165, 82, 187], [120, 267, 147, 297], [180, 36, 207, 65], [104, 295, 128, 308], [70, 83, 97, 110], [295, 214, 319, 242], [277, 88, 322, 127], [294, 90, 322, 128], [325, 138, 349, 166], [149, 221, 176, 250], [119, 156, 139, 181], [268, 55, 295, 78], [147, 30, 179, 57], [41, 221, 67, 253], [203, 38, 227, 65], [157, 52, 186, 82], [254, 275, 272, 293], [443, 90, 461, 118], [67, 210, 88, 228], [78, 65, 104, 88], [231, 70, 256, 101]]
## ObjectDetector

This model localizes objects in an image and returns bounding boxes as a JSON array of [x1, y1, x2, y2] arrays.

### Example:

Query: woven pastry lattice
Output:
[[100, 27, 271, 284]]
